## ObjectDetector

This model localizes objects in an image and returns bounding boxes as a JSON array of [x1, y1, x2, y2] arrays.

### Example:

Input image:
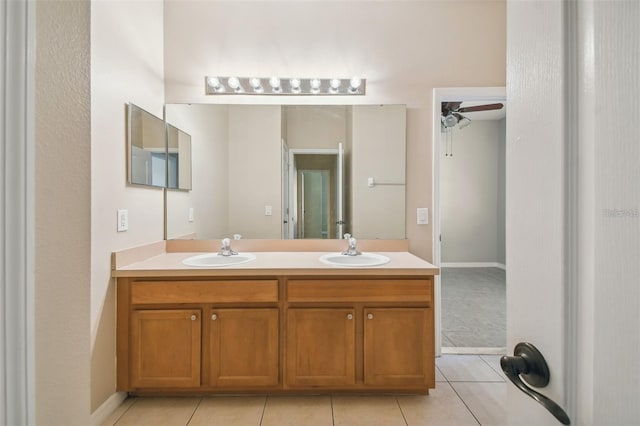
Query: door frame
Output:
[[1, 0, 36, 423], [432, 87, 506, 356], [288, 148, 339, 239]]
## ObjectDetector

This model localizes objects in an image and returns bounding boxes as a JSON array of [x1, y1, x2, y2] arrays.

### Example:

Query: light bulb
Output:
[[269, 77, 281, 93], [310, 78, 321, 94], [289, 78, 301, 94], [329, 78, 341, 93], [348, 77, 362, 93], [249, 78, 263, 93], [227, 77, 241, 92], [207, 77, 224, 92]]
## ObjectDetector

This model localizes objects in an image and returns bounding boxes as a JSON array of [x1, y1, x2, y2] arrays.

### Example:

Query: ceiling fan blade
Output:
[[457, 103, 504, 113]]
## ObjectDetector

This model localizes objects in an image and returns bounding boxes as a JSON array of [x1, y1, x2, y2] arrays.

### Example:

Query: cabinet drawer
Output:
[[287, 279, 432, 304], [131, 280, 279, 305]]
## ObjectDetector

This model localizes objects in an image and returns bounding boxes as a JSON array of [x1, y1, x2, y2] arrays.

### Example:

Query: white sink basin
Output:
[[182, 252, 256, 267], [319, 252, 390, 267]]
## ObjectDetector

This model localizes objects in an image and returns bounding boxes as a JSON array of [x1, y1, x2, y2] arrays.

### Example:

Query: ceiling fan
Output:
[[441, 101, 504, 130]]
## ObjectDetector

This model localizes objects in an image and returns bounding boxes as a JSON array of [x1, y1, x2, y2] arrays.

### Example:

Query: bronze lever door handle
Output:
[[501, 342, 571, 425]]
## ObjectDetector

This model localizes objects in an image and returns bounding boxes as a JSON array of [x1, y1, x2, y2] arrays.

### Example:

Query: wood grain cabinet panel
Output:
[[286, 308, 356, 387], [208, 308, 279, 387], [131, 280, 278, 304], [130, 309, 201, 388], [363, 308, 434, 387], [287, 279, 432, 303]]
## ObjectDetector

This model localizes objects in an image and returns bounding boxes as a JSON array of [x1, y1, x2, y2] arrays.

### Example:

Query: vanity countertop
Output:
[[112, 251, 439, 278]]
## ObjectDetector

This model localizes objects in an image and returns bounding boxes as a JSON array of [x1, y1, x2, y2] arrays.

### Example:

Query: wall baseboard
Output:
[[441, 262, 506, 270], [91, 391, 127, 426]]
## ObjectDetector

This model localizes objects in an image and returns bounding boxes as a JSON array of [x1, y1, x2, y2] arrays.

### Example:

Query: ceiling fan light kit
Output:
[[440, 101, 504, 130]]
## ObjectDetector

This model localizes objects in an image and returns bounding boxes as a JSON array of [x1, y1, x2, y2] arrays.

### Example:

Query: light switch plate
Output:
[[188, 207, 194, 222], [117, 209, 128, 232], [265, 205, 273, 216], [417, 208, 428, 225]]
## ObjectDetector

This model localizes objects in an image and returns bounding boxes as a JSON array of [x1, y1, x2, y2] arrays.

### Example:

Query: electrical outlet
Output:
[[117, 209, 128, 232], [265, 205, 273, 216]]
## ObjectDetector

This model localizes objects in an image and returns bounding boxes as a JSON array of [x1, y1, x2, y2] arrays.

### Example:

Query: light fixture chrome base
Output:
[[205, 76, 365, 96]]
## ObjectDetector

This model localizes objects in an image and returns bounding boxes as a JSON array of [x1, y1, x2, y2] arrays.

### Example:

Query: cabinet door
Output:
[[130, 309, 201, 388], [364, 308, 434, 387], [286, 308, 355, 387], [208, 308, 279, 387]]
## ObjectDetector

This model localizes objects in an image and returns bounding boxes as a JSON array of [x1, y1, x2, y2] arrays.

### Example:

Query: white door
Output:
[[506, 1, 639, 424], [505, 1, 573, 424], [281, 140, 290, 239]]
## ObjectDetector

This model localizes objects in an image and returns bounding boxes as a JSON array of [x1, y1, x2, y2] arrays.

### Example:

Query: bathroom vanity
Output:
[[113, 241, 439, 395]]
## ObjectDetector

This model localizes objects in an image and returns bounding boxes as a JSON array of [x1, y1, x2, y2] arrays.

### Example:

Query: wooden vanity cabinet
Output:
[[363, 308, 432, 386], [208, 308, 279, 387], [285, 278, 435, 391], [117, 274, 435, 394], [286, 308, 356, 387], [117, 278, 279, 392], [130, 308, 201, 388]]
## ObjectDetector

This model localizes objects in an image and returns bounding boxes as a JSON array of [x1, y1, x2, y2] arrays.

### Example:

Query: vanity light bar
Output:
[[205, 76, 366, 96]]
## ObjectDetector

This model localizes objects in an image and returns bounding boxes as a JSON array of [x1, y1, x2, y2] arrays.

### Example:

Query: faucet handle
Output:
[[343, 233, 351, 240], [221, 237, 231, 248]]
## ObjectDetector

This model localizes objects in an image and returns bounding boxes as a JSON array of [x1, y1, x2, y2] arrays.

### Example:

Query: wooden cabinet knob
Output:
[[347, 313, 353, 320], [211, 314, 218, 320], [190, 314, 197, 321], [367, 313, 374, 320]]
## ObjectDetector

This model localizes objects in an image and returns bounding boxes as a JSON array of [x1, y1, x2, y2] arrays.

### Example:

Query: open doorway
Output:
[[294, 154, 337, 239], [433, 87, 507, 355], [287, 149, 345, 239]]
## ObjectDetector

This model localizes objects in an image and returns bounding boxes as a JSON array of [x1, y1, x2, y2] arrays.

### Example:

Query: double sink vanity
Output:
[[113, 239, 439, 395]]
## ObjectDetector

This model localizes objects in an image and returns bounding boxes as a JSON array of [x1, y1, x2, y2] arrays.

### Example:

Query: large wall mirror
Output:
[[128, 103, 167, 187], [165, 104, 406, 240], [128, 103, 193, 190]]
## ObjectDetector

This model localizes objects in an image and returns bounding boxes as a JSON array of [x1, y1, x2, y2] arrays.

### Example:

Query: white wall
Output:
[[351, 105, 406, 239], [286, 105, 347, 150], [441, 120, 505, 264], [163, 0, 507, 261], [35, 1, 91, 423], [165, 104, 229, 239], [90, 0, 165, 415], [227, 105, 282, 238]]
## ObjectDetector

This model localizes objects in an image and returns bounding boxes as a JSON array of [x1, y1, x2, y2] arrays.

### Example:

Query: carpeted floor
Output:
[[441, 267, 506, 348]]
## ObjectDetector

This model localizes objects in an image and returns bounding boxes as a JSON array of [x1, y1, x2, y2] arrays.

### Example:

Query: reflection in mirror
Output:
[[167, 124, 193, 190], [127, 103, 166, 187], [164, 104, 406, 240]]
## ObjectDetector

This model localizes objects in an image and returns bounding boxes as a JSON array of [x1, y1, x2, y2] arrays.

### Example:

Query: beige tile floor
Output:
[[102, 355, 507, 426]]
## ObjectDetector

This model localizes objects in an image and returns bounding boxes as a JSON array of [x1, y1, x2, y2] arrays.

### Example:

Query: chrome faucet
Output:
[[219, 237, 238, 257], [342, 236, 362, 256]]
